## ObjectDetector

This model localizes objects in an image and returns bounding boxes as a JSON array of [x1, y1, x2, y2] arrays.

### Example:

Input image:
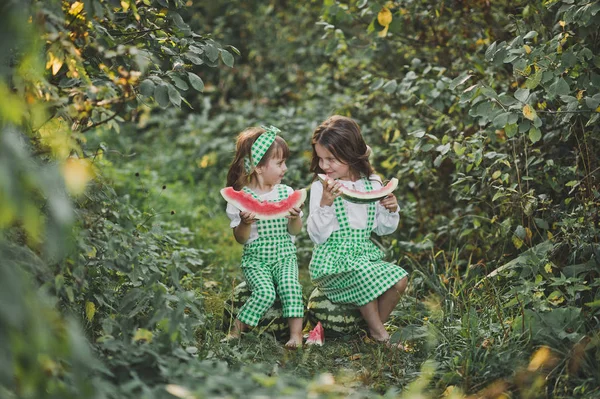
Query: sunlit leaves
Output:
[[522, 104, 536, 121], [377, 7, 392, 37], [62, 157, 95, 196], [85, 301, 96, 322], [133, 328, 153, 343]]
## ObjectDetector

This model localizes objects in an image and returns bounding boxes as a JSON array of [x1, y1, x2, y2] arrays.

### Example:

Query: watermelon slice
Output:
[[220, 187, 307, 220], [305, 321, 325, 346], [317, 174, 398, 204]]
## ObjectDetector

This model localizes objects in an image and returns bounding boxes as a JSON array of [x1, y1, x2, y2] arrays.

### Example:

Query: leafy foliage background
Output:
[[1, 0, 599, 398]]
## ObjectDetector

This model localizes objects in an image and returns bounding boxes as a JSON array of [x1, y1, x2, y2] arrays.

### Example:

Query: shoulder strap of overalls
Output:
[[363, 177, 377, 230], [242, 186, 261, 200]]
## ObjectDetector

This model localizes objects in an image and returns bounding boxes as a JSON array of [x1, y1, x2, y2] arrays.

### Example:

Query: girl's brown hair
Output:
[[310, 115, 374, 179], [226, 127, 290, 190]]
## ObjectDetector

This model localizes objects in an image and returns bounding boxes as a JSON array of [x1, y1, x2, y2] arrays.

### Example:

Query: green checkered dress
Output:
[[309, 178, 408, 306], [237, 184, 304, 326]]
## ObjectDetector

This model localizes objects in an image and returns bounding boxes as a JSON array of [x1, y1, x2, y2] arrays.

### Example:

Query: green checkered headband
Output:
[[244, 125, 280, 172]]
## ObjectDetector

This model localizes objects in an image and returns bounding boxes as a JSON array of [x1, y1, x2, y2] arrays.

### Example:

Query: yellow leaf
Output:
[[85, 301, 96, 322], [62, 157, 94, 195], [596, 106, 600, 113], [528, 346, 552, 371], [559, 20, 566, 27], [544, 263, 553, 273], [547, 230, 554, 240], [133, 328, 153, 343], [121, 0, 130, 11], [378, 24, 389, 38], [525, 227, 532, 241], [378, 7, 393, 27], [576, 90, 585, 100], [523, 104, 536, 121], [524, 45, 532, 54], [69, 1, 84, 16], [512, 235, 523, 249], [46, 52, 64, 76]]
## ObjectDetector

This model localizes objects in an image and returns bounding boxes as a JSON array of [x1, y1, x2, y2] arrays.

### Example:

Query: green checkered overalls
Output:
[[309, 178, 408, 306], [237, 185, 304, 326]]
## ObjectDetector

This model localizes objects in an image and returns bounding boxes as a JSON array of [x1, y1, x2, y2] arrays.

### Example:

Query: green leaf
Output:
[[449, 73, 472, 90], [453, 142, 466, 156], [505, 123, 518, 138], [492, 191, 506, 202], [549, 77, 570, 97], [168, 85, 182, 107], [534, 218, 549, 230], [370, 78, 385, 91], [492, 112, 511, 128], [187, 72, 204, 92], [170, 75, 189, 91], [204, 45, 219, 62], [514, 225, 526, 239], [220, 49, 234, 67], [154, 84, 169, 108], [514, 88, 530, 103], [524, 31, 538, 39], [383, 79, 398, 93], [139, 79, 155, 97], [524, 70, 542, 89], [529, 126, 542, 143]]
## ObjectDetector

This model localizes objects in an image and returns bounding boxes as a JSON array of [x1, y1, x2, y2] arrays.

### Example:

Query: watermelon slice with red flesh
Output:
[[305, 321, 325, 346], [220, 187, 307, 220], [317, 174, 398, 204]]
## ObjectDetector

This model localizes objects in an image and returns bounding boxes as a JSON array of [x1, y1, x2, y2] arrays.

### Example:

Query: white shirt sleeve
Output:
[[307, 180, 338, 245], [285, 185, 304, 218], [370, 176, 400, 236], [226, 202, 242, 229]]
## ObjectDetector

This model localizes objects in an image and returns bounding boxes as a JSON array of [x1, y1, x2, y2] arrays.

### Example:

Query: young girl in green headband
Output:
[[225, 125, 304, 348]]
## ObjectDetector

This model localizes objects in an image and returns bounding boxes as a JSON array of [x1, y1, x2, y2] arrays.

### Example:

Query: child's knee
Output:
[[395, 277, 408, 294], [256, 286, 277, 307]]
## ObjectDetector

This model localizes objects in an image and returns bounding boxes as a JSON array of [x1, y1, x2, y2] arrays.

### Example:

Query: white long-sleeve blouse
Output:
[[307, 175, 400, 245]]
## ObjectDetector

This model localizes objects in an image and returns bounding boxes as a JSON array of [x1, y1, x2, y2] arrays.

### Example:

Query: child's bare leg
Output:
[[377, 277, 408, 323], [285, 317, 304, 348], [226, 319, 247, 340], [359, 299, 389, 342]]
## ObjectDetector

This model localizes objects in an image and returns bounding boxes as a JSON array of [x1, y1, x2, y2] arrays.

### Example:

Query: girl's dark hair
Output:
[[310, 115, 374, 179], [226, 127, 290, 190]]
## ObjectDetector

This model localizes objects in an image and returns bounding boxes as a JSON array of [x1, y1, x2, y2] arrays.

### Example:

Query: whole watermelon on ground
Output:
[[307, 287, 367, 337], [223, 281, 306, 338]]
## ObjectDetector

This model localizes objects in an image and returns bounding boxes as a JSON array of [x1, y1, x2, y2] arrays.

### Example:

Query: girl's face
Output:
[[315, 143, 353, 181], [257, 155, 288, 186]]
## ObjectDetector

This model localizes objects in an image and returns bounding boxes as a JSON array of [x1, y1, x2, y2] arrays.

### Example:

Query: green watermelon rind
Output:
[[220, 187, 307, 220], [307, 288, 367, 338], [317, 174, 398, 204]]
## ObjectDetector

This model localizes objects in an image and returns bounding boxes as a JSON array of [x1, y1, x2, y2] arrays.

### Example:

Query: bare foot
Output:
[[284, 335, 303, 349], [370, 336, 407, 351], [220, 333, 241, 343]]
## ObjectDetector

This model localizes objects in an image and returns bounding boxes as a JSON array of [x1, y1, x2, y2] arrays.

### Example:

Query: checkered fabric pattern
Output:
[[237, 184, 304, 326], [244, 125, 280, 172], [309, 178, 408, 306]]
